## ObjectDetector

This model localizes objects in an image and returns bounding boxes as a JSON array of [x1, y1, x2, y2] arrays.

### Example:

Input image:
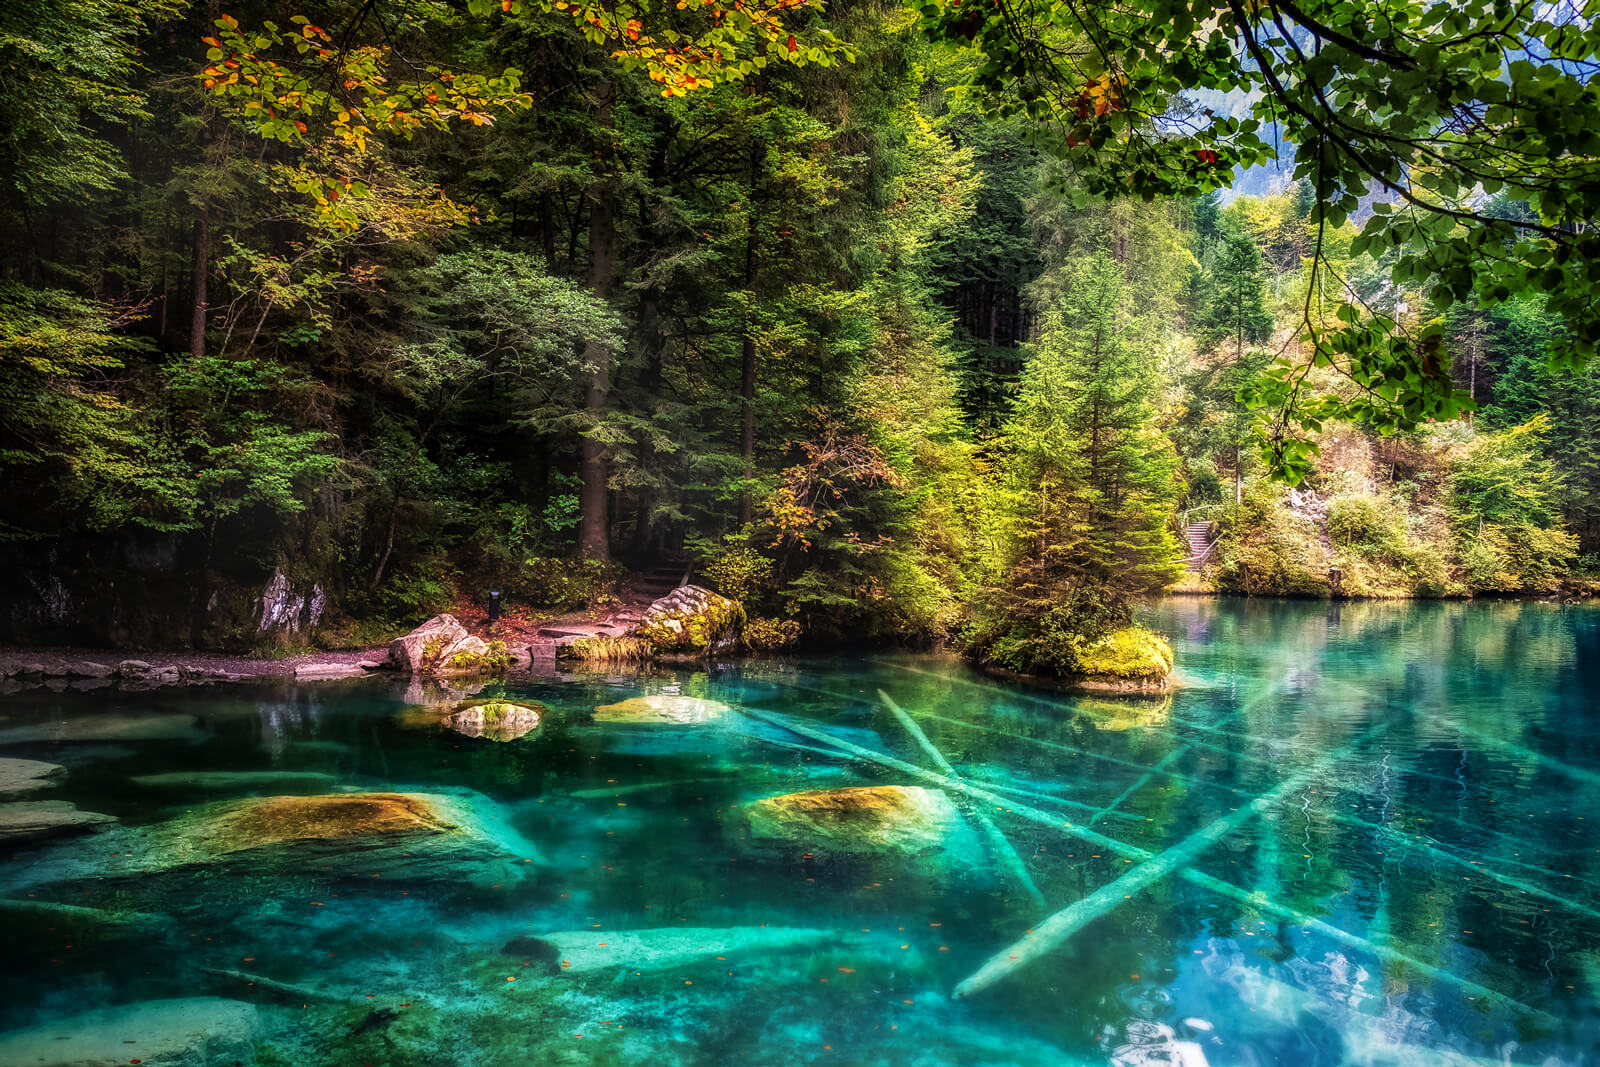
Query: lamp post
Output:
[[488, 590, 501, 623]]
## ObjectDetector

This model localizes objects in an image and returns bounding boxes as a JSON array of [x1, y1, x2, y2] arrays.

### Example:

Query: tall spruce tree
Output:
[[971, 250, 1181, 676], [1197, 232, 1274, 358]]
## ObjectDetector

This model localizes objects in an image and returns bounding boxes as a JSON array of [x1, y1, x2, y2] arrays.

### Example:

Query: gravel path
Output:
[[0, 644, 390, 679]]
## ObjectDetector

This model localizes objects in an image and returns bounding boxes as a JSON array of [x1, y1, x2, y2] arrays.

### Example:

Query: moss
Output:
[[1074, 626, 1174, 681], [200, 793, 455, 854], [638, 597, 746, 655], [420, 633, 449, 671], [743, 615, 801, 652], [440, 639, 510, 674]]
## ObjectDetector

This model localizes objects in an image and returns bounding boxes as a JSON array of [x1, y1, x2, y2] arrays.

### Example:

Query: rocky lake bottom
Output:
[[0, 597, 1597, 1066]]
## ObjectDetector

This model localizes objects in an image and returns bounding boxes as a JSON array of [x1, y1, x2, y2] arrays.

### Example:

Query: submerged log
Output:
[[950, 727, 1376, 998], [879, 690, 1045, 910], [731, 705, 1552, 1023]]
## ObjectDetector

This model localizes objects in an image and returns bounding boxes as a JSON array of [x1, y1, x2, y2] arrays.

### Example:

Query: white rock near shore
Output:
[[387, 614, 501, 674], [0, 758, 65, 800], [0, 800, 117, 842]]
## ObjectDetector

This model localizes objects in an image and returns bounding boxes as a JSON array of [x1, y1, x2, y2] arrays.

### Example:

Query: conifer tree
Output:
[[1196, 232, 1274, 358], [971, 250, 1181, 676]]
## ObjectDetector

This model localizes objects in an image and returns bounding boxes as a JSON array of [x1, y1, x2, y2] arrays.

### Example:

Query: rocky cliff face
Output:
[[0, 535, 331, 650]]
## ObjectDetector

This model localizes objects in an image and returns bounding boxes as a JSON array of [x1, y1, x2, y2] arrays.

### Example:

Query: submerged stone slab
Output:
[[0, 714, 202, 745], [99, 790, 540, 886], [733, 785, 961, 859], [0, 997, 257, 1067], [510, 926, 840, 977], [0, 800, 116, 842], [0, 758, 65, 799], [129, 770, 340, 792], [593, 694, 731, 725]]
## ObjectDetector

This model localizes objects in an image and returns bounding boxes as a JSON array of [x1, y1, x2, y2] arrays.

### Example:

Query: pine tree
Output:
[[972, 250, 1182, 676], [1196, 232, 1274, 358]]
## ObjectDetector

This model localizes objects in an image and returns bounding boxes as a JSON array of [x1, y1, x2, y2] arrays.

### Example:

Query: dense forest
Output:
[[2, 0, 1597, 675]]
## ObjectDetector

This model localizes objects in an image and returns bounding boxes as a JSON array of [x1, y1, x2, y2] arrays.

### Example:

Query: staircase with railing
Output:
[[1179, 505, 1224, 570]]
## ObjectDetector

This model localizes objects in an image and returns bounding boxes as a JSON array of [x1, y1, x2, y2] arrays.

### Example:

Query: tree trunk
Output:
[[578, 80, 617, 562], [739, 141, 761, 526], [188, 218, 208, 358]]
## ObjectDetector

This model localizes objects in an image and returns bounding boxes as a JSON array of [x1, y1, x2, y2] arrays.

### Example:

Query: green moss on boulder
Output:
[[1069, 626, 1175, 692], [634, 585, 745, 656]]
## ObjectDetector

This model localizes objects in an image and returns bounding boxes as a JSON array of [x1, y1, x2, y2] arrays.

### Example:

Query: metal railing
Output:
[[1177, 503, 1227, 564]]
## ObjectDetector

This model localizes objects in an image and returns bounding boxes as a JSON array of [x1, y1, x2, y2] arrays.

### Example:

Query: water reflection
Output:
[[0, 598, 1593, 1065]]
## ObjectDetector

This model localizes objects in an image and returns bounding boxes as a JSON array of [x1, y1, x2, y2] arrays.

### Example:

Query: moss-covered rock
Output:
[[388, 616, 511, 676], [1068, 626, 1176, 693], [445, 701, 542, 741], [633, 585, 744, 656], [47, 790, 541, 887], [731, 785, 961, 860]]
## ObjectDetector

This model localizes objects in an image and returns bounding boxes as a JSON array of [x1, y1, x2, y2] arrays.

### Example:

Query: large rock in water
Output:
[[0, 800, 116, 843], [77, 791, 539, 887], [0, 997, 257, 1067], [634, 584, 744, 656], [445, 701, 542, 741], [732, 785, 961, 860], [593, 693, 730, 724]]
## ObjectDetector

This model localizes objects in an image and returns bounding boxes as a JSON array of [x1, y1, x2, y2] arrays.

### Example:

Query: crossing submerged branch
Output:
[[879, 689, 1047, 910], [731, 704, 1552, 1023]]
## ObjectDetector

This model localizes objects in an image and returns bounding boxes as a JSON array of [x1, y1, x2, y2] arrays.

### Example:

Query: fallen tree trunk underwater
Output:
[[730, 703, 1554, 1023], [879, 689, 1046, 910]]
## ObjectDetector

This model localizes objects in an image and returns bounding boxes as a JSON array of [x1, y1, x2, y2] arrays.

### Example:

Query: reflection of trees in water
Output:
[[927, 600, 1599, 1045]]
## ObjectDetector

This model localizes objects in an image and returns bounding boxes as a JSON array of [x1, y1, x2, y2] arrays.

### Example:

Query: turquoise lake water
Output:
[[1, 597, 1598, 1065]]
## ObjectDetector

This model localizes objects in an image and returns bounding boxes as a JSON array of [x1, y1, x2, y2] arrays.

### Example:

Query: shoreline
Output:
[[5, 589, 1597, 697]]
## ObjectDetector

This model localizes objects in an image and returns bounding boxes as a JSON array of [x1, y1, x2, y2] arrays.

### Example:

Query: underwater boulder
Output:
[[732, 785, 961, 860], [593, 693, 731, 724], [0, 714, 202, 745], [445, 701, 542, 741], [0, 997, 257, 1067], [93, 791, 540, 886], [0, 757, 64, 799], [633, 585, 744, 656], [502, 926, 841, 977]]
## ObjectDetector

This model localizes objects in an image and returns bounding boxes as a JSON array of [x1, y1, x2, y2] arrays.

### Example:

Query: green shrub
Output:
[[701, 545, 774, 603], [743, 616, 802, 652], [1459, 522, 1577, 592], [1328, 497, 1393, 553], [516, 556, 622, 611], [570, 635, 654, 662]]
